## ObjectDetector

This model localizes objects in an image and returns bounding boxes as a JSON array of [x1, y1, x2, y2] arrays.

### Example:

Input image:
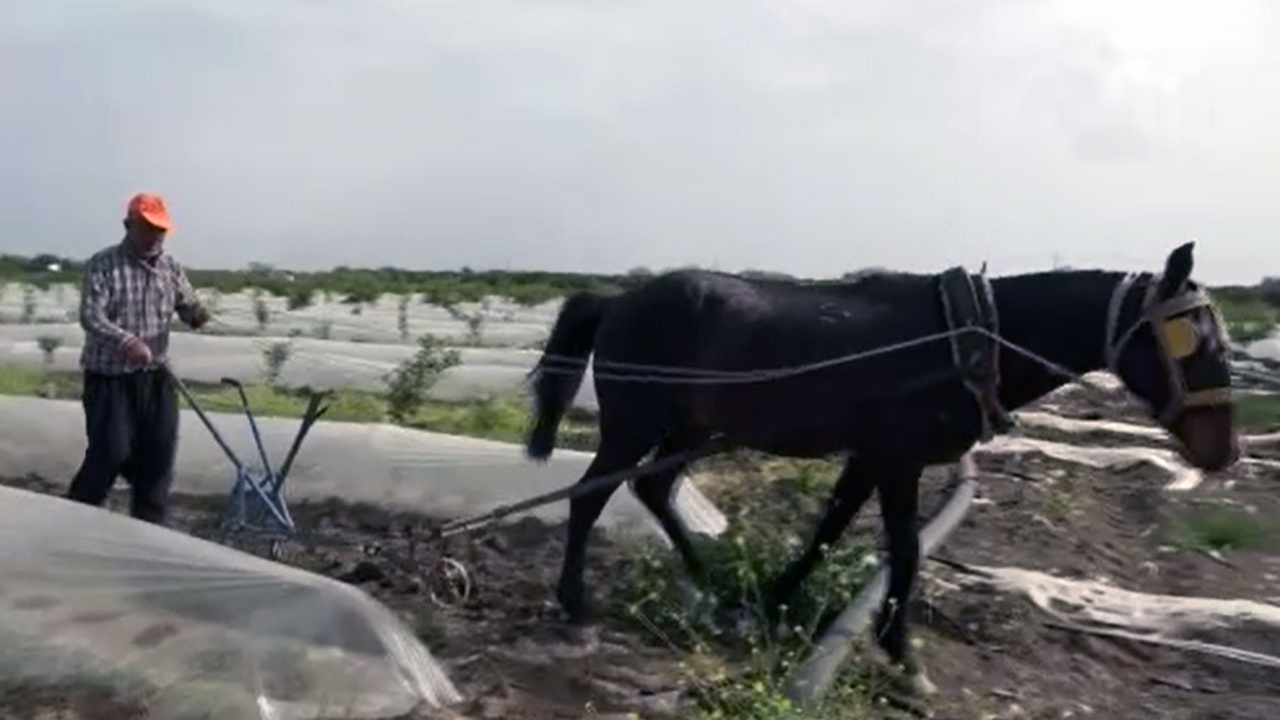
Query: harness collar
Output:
[[937, 265, 1013, 442]]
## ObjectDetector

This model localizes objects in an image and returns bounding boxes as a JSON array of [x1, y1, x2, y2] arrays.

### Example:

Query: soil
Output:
[[2, 380, 1280, 719], [906, 385, 1280, 720]]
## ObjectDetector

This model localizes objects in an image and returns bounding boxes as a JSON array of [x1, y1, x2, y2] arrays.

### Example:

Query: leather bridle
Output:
[[1104, 273, 1233, 426]]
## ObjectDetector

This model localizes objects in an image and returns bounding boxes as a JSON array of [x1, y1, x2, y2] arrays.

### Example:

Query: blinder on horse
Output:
[[1104, 273, 1233, 426]]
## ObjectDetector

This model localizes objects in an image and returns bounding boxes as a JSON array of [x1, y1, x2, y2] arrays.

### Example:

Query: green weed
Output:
[[1214, 291, 1277, 343], [1236, 393, 1280, 432], [609, 458, 877, 720], [1170, 506, 1273, 554]]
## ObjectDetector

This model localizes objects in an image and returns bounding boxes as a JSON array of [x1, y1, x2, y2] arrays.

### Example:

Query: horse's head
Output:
[[1105, 242, 1239, 471]]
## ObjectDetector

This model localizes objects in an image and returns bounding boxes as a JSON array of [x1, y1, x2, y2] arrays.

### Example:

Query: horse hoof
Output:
[[550, 604, 578, 626], [545, 608, 599, 644], [907, 669, 938, 697], [889, 659, 939, 698], [546, 595, 591, 627]]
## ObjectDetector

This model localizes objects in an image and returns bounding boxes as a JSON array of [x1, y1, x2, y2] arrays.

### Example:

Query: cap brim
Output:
[[136, 211, 173, 231]]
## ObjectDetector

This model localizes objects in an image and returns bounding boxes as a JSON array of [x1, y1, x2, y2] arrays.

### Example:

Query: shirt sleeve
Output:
[[171, 259, 205, 326], [79, 260, 139, 349]]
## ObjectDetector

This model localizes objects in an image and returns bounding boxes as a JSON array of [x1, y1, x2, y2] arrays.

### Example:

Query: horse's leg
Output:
[[557, 432, 653, 624], [765, 454, 876, 621], [630, 436, 708, 582], [873, 462, 936, 695]]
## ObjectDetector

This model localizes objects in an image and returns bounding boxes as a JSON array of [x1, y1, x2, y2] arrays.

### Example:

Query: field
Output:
[[1, 259, 1280, 719]]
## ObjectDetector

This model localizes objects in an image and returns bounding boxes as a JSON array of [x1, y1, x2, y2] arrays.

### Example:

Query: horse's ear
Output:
[[1158, 241, 1195, 298]]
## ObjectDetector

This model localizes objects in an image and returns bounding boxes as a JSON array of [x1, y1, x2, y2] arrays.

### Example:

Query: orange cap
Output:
[[126, 192, 174, 231]]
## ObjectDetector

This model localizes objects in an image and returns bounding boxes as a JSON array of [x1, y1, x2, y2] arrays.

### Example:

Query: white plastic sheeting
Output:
[[1247, 334, 1280, 363], [0, 485, 461, 719], [1014, 411, 1280, 461], [0, 328, 600, 408], [0, 285, 562, 347], [975, 435, 1204, 491], [0, 396, 724, 537], [951, 563, 1280, 637], [1014, 410, 1168, 442]]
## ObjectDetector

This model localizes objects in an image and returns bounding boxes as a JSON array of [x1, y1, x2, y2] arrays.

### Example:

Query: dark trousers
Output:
[[66, 369, 179, 525]]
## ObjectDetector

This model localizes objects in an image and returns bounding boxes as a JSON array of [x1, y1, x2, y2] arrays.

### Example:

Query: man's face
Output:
[[125, 215, 167, 257]]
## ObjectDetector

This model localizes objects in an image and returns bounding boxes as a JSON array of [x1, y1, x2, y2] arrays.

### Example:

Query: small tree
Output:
[[253, 292, 270, 331], [287, 286, 315, 311], [261, 341, 293, 388], [21, 284, 37, 324], [385, 335, 461, 423], [36, 335, 62, 365], [466, 313, 484, 345], [1260, 277, 1280, 308], [35, 334, 63, 399], [398, 294, 411, 341]]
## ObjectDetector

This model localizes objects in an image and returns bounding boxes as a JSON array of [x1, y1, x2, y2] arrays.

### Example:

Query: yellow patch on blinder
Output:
[[1161, 317, 1200, 359]]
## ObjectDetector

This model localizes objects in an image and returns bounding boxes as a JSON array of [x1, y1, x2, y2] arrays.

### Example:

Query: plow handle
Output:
[[276, 389, 332, 484], [165, 366, 243, 468], [220, 377, 272, 475]]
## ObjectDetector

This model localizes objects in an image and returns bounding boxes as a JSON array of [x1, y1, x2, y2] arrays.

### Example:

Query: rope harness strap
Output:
[[937, 266, 1014, 442]]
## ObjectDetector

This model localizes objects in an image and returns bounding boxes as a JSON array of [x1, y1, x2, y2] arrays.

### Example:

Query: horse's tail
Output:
[[526, 291, 612, 461]]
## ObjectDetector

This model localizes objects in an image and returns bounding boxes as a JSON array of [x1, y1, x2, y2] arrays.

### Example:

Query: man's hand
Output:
[[188, 304, 210, 330], [123, 337, 153, 366]]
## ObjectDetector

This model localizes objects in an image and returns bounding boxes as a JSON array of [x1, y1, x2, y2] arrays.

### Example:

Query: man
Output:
[[66, 192, 210, 524]]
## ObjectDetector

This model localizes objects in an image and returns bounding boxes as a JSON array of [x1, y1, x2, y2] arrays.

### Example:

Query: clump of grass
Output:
[[0, 363, 61, 396], [180, 383, 385, 423], [1170, 506, 1273, 554], [680, 652, 873, 720], [410, 394, 529, 442], [608, 458, 877, 719], [1235, 394, 1280, 432], [1214, 293, 1277, 344]]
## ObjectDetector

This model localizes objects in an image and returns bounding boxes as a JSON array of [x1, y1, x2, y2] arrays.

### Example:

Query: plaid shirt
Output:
[[78, 242, 205, 375]]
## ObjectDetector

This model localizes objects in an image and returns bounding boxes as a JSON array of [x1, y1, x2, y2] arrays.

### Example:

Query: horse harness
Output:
[[937, 266, 1014, 442], [935, 266, 1233, 440], [1105, 272, 1234, 426]]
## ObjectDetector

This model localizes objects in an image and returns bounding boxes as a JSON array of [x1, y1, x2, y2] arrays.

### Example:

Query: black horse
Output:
[[525, 242, 1238, 688]]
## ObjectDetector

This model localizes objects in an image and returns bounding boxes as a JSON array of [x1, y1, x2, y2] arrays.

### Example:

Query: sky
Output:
[[2, 0, 1278, 284]]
